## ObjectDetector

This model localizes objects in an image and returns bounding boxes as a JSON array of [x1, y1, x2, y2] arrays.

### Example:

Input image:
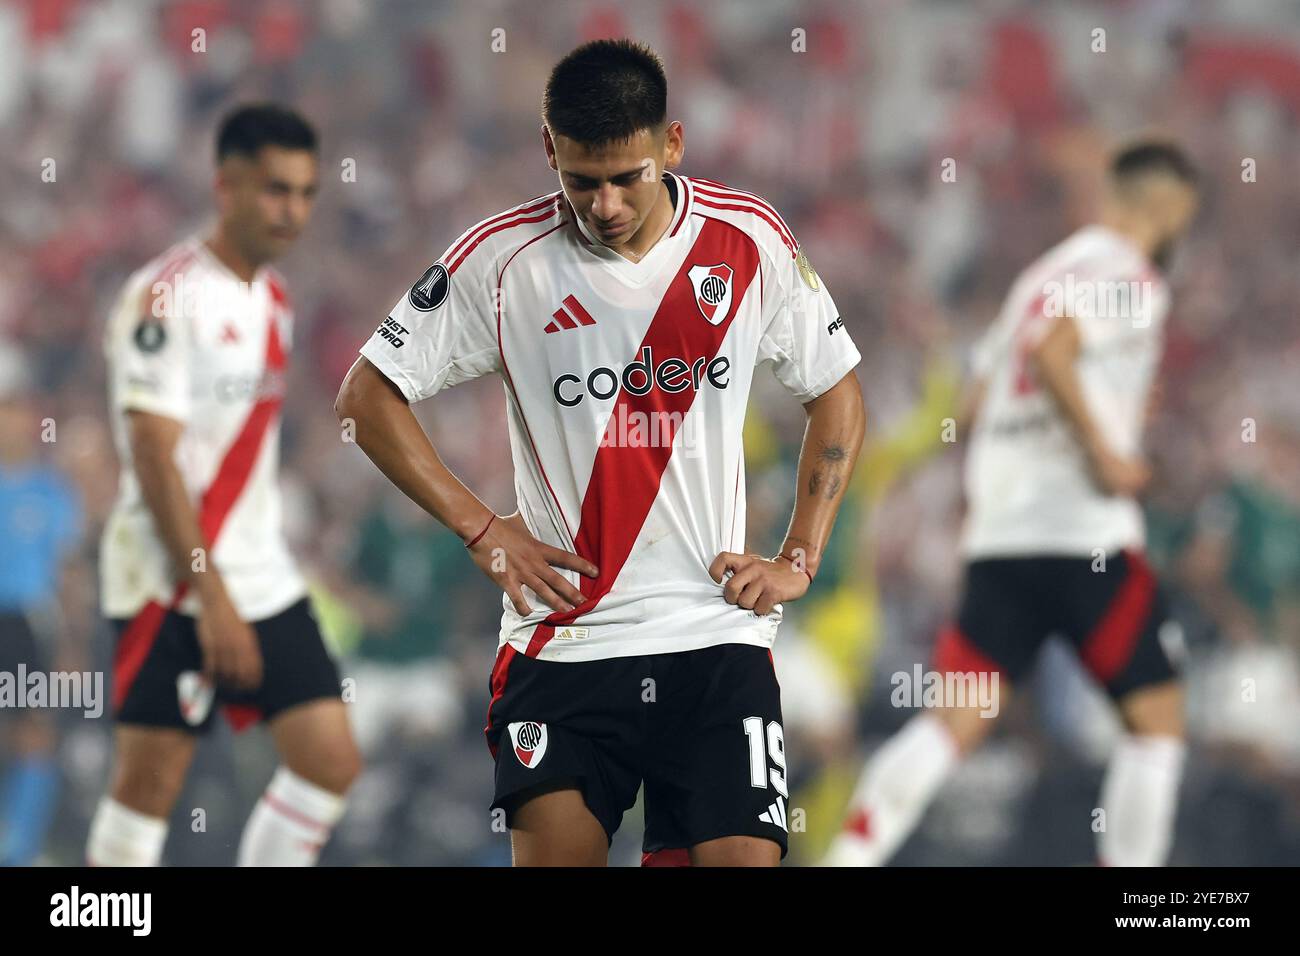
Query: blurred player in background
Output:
[[88, 105, 360, 866], [825, 142, 1200, 867], [0, 346, 84, 866], [338, 38, 866, 866]]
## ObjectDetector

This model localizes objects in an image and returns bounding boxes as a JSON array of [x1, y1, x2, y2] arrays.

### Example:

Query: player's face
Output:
[[546, 124, 683, 248], [1150, 179, 1199, 271], [217, 146, 319, 264]]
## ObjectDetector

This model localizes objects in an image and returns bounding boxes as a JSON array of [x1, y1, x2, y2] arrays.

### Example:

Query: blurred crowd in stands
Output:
[[1, 0, 1297, 864]]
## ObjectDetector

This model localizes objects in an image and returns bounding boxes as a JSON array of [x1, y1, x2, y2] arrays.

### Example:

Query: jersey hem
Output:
[[499, 628, 777, 663], [960, 538, 1145, 561], [102, 583, 309, 624]]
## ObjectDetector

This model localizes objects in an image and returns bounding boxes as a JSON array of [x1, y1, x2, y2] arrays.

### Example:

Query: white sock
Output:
[[86, 797, 169, 867], [237, 767, 347, 867], [831, 712, 959, 865], [1098, 734, 1185, 866]]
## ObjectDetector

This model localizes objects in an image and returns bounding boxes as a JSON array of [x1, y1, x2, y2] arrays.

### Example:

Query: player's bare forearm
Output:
[[336, 357, 597, 614], [781, 370, 867, 578], [335, 356, 493, 541], [127, 410, 231, 606], [129, 410, 262, 686], [1029, 315, 1149, 496], [1028, 315, 1106, 458]]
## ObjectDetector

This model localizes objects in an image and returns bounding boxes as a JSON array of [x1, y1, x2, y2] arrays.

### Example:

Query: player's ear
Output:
[[542, 125, 558, 171], [663, 120, 684, 169], [212, 168, 230, 211]]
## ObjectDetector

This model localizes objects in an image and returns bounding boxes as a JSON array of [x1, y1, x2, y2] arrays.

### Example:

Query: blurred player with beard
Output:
[[89, 104, 360, 866], [825, 142, 1199, 867], [338, 39, 866, 866]]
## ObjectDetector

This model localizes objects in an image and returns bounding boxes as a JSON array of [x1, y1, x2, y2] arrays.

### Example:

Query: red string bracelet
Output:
[[465, 513, 496, 549], [776, 551, 814, 585]]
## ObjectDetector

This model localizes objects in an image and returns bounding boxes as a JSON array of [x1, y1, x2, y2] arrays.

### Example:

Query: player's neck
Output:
[[613, 180, 673, 263], [204, 228, 263, 282], [1098, 207, 1160, 264]]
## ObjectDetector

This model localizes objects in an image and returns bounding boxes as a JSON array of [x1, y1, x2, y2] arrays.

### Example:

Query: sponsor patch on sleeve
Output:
[[408, 262, 450, 312], [133, 318, 167, 353]]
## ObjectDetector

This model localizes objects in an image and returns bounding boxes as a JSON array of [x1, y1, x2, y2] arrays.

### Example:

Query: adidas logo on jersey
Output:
[[545, 294, 597, 333], [758, 795, 789, 832], [507, 720, 548, 768]]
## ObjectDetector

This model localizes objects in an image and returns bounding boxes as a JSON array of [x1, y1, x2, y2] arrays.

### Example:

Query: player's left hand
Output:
[[709, 552, 810, 616]]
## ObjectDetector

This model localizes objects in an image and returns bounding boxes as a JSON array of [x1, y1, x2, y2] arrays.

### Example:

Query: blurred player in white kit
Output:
[[826, 141, 1200, 867]]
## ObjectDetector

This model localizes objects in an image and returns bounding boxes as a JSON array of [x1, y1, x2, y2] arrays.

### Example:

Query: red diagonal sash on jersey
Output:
[[112, 309, 288, 715], [524, 218, 758, 657]]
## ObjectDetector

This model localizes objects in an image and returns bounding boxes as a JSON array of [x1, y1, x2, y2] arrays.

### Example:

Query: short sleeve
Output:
[[756, 240, 861, 402], [107, 276, 192, 422], [359, 248, 501, 404]]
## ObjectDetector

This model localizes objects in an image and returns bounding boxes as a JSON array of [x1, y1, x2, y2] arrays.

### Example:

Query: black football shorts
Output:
[[109, 596, 341, 733], [932, 548, 1181, 698], [485, 641, 790, 858]]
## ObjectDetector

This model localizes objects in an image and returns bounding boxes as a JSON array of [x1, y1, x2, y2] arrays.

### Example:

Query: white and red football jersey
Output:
[[962, 225, 1170, 558], [360, 172, 861, 662], [101, 236, 307, 621]]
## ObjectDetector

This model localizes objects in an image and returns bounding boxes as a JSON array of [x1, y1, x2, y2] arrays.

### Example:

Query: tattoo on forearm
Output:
[[807, 441, 848, 499], [807, 470, 844, 498], [817, 441, 848, 465]]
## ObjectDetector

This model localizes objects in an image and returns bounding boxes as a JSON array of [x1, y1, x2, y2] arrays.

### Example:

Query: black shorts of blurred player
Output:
[[111, 597, 341, 734], [485, 642, 790, 866], [106, 597, 354, 815], [925, 548, 1185, 755]]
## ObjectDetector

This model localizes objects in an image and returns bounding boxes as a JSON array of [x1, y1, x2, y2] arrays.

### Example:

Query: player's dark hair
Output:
[[1109, 140, 1198, 189], [215, 103, 318, 162], [543, 38, 667, 147]]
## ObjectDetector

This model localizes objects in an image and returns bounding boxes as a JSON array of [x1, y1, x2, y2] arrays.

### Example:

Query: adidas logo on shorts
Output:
[[759, 795, 788, 832]]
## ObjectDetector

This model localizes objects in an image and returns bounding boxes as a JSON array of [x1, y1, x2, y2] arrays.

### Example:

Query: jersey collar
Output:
[[567, 171, 692, 276]]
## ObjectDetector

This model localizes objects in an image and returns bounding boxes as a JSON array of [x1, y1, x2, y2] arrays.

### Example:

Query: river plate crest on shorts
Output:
[[508, 720, 548, 768], [177, 671, 214, 726]]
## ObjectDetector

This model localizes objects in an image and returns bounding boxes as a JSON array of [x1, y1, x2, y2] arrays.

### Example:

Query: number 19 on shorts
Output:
[[744, 716, 788, 797]]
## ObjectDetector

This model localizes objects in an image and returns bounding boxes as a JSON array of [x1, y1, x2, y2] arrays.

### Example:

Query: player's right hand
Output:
[[467, 511, 599, 617], [197, 592, 264, 690], [1088, 446, 1151, 498]]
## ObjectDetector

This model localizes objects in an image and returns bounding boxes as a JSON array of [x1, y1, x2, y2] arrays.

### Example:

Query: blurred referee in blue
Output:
[[0, 343, 83, 865]]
